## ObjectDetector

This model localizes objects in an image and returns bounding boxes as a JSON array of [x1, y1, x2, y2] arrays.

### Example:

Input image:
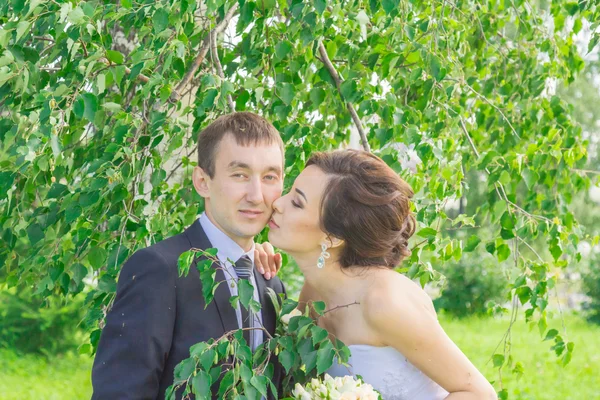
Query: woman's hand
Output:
[[254, 242, 282, 280]]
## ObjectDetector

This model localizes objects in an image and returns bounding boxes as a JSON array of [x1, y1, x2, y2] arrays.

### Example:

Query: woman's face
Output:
[[268, 165, 330, 256]]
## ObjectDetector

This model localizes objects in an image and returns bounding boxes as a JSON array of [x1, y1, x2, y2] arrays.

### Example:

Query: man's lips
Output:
[[239, 210, 264, 219]]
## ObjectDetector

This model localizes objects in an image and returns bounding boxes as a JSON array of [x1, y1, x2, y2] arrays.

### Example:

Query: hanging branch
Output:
[[210, 31, 235, 113], [170, 3, 239, 103], [99, 58, 150, 83], [317, 41, 371, 152]]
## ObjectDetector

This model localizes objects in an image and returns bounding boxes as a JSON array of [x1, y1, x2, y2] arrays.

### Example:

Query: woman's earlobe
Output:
[[328, 236, 344, 249]]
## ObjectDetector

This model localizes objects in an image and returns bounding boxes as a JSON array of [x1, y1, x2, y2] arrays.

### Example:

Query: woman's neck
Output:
[[294, 251, 367, 306]]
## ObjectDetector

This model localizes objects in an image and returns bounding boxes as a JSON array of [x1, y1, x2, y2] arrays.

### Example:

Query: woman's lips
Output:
[[268, 219, 279, 229]]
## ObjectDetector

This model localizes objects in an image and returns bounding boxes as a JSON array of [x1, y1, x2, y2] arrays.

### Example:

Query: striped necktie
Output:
[[234, 255, 254, 346]]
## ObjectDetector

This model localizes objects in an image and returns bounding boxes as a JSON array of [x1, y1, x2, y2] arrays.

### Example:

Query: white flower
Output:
[[292, 383, 312, 400], [293, 374, 380, 400], [281, 308, 302, 325]]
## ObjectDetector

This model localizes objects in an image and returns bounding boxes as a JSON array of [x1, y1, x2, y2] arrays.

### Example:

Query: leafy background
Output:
[[1, 0, 600, 399]]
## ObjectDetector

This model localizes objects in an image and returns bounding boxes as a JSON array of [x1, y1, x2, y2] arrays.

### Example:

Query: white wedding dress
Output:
[[327, 344, 449, 400]]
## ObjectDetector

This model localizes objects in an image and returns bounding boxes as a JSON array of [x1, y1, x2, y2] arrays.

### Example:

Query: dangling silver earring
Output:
[[317, 243, 330, 269]]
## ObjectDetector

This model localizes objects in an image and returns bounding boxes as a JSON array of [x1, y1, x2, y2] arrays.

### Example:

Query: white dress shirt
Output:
[[198, 213, 264, 350]]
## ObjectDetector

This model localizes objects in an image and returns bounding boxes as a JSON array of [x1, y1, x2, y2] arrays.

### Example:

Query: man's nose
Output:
[[245, 177, 264, 204]]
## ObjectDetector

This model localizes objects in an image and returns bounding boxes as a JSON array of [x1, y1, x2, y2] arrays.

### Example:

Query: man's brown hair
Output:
[[197, 112, 284, 178]]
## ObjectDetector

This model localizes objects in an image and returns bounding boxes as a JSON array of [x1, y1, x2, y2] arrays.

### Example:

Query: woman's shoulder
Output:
[[362, 269, 436, 326]]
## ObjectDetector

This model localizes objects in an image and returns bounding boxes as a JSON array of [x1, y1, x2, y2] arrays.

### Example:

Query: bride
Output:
[[256, 149, 497, 400]]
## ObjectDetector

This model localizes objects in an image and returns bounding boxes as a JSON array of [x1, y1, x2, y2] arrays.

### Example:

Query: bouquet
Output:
[[291, 374, 381, 400]]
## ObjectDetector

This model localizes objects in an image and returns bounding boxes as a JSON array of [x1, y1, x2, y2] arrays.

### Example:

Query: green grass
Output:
[[0, 349, 92, 400], [439, 313, 600, 400], [0, 314, 598, 399]]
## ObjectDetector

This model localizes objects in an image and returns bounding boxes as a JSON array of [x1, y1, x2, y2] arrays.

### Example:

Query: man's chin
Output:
[[237, 219, 270, 236]]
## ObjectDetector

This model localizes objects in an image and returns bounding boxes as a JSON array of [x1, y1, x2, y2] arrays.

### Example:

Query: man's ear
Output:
[[192, 166, 210, 198]]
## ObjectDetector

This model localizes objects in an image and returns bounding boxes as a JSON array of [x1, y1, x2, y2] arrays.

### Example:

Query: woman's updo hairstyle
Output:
[[306, 149, 416, 269]]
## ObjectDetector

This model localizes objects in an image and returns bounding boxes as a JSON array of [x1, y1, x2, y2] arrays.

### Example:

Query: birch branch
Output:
[[317, 41, 371, 152], [170, 3, 239, 103]]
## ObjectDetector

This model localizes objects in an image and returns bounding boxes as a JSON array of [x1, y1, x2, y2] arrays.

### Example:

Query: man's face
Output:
[[193, 133, 284, 249]]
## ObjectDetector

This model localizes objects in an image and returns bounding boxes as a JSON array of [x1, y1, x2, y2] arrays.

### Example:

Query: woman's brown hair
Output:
[[306, 149, 416, 269]]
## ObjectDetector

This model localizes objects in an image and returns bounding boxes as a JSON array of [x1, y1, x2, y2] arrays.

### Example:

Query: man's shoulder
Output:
[[126, 224, 201, 270]]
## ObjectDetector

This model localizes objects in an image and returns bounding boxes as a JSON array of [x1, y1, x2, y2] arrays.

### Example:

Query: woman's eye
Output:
[[291, 200, 302, 209]]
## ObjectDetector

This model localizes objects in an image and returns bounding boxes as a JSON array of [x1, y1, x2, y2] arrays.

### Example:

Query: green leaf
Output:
[[98, 274, 116, 292], [588, 34, 599, 54], [315, 0, 326, 14], [463, 235, 481, 252], [112, 184, 128, 203], [73, 97, 85, 119], [309, 87, 326, 107], [340, 79, 359, 103], [65, 204, 82, 223], [47, 183, 68, 199], [190, 342, 209, 357], [311, 325, 329, 345], [106, 50, 124, 64], [316, 340, 335, 374], [178, 250, 195, 277], [492, 354, 505, 368], [429, 55, 445, 81], [544, 329, 559, 341], [279, 349, 296, 373], [301, 349, 318, 373], [265, 287, 281, 316], [79, 191, 100, 207], [173, 357, 196, 383], [497, 244, 511, 262], [500, 212, 515, 230], [275, 41, 292, 61], [191, 370, 211, 398], [238, 278, 254, 310], [102, 102, 121, 112], [199, 348, 215, 371], [88, 247, 107, 270], [382, 0, 399, 14], [549, 242, 562, 261], [312, 300, 326, 316], [153, 8, 169, 33], [16, 21, 31, 42], [416, 227, 437, 238], [67, 7, 86, 25], [250, 376, 268, 398], [278, 83, 295, 106], [498, 389, 508, 400], [82, 93, 98, 122], [326, 41, 337, 60], [521, 169, 539, 189], [27, 223, 44, 245]]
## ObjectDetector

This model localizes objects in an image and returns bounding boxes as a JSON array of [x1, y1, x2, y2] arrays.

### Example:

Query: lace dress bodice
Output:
[[327, 345, 448, 400]]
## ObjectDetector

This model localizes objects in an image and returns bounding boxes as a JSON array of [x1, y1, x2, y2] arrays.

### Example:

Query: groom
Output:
[[91, 112, 287, 399]]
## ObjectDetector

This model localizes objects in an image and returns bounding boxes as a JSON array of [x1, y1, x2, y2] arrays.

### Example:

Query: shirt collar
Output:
[[198, 212, 255, 266]]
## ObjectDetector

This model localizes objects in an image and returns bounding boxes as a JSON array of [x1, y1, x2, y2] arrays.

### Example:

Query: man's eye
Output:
[[233, 174, 246, 178], [265, 175, 278, 181]]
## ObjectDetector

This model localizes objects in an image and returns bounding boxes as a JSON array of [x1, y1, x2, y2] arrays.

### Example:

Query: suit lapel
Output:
[[212, 267, 239, 333], [184, 219, 238, 334], [253, 269, 276, 337]]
